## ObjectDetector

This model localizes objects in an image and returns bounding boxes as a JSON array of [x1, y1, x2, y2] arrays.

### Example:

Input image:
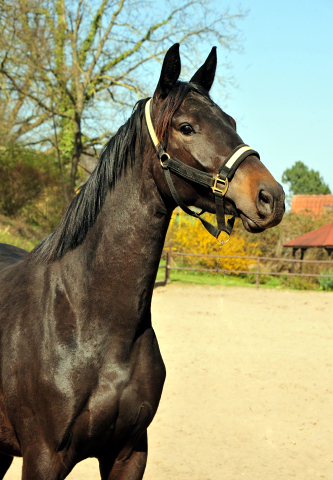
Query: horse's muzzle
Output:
[[256, 181, 285, 224]]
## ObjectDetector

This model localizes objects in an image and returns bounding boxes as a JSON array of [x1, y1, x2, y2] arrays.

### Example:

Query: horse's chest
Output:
[[83, 330, 166, 450]]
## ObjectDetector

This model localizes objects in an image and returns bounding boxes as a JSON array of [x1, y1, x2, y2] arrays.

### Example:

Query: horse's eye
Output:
[[180, 124, 193, 136]]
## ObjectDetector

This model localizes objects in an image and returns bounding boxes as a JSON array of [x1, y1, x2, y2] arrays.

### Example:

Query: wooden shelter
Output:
[[283, 222, 333, 260]]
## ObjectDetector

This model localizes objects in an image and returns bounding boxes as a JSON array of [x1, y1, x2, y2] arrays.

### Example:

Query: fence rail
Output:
[[155, 244, 333, 288]]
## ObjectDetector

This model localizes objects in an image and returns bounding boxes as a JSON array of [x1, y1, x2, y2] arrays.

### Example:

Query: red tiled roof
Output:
[[283, 222, 333, 248], [291, 194, 333, 215]]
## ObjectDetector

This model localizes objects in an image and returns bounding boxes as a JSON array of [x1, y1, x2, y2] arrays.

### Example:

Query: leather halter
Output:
[[145, 98, 260, 242]]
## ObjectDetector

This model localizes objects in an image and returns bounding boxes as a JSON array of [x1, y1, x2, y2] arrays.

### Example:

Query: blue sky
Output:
[[209, 0, 333, 195]]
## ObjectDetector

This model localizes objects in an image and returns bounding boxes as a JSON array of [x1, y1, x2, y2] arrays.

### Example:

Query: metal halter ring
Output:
[[216, 232, 231, 245], [160, 153, 170, 169]]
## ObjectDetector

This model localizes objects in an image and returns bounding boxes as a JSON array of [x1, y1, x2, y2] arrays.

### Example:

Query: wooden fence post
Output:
[[166, 240, 172, 284], [256, 257, 260, 289]]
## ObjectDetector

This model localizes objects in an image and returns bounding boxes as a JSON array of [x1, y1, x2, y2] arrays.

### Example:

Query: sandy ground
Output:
[[4, 283, 333, 480]]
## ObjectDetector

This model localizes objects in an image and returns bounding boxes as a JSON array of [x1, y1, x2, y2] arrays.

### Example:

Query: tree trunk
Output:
[[70, 115, 83, 192]]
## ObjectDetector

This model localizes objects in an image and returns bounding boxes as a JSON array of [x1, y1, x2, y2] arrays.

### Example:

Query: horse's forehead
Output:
[[178, 95, 223, 120]]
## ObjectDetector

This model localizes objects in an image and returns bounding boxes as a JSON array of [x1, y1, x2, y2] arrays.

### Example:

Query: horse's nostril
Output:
[[257, 189, 274, 216], [259, 190, 272, 204]]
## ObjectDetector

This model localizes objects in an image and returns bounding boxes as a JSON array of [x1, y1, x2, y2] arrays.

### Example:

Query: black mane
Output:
[[29, 82, 212, 263], [29, 99, 147, 263]]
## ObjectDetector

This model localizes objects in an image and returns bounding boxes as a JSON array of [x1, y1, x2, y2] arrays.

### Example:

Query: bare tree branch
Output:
[[0, 0, 246, 188]]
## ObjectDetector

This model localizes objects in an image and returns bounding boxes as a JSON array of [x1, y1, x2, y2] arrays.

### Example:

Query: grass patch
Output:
[[156, 264, 254, 287], [262, 276, 283, 288], [156, 263, 326, 291], [170, 270, 254, 287]]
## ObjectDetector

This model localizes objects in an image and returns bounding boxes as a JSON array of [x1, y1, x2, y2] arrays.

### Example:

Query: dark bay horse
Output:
[[0, 44, 284, 479]]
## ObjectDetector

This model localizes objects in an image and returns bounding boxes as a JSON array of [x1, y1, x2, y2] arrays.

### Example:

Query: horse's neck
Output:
[[61, 162, 171, 325]]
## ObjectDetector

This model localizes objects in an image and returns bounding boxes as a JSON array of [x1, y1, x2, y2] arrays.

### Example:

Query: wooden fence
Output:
[[155, 243, 333, 288]]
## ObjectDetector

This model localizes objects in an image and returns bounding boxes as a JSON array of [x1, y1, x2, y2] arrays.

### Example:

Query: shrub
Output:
[[0, 146, 69, 230], [0, 213, 44, 251], [0, 146, 59, 217], [166, 212, 260, 273], [233, 211, 333, 263], [165, 210, 333, 289], [318, 270, 333, 291]]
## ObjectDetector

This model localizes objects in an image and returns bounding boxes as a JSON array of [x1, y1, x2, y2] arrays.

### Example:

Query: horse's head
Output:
[[149, 44, 285, 235]]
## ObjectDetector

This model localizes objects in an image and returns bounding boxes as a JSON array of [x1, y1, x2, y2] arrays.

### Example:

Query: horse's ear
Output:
[[154, 43, 181, 100], [190, 47, 217, 92]]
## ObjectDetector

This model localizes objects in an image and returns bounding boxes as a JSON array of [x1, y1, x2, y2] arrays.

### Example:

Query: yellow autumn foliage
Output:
[[167, 211, 260, 272]]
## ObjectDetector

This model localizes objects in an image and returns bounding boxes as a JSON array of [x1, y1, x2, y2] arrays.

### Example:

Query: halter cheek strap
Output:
[[144, 98, 260, 242]]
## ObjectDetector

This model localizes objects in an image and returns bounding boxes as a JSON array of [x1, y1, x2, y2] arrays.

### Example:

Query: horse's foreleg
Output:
[[0, 454, 13, 479], [21, 448, 72, 480], [99, 432, 148, 480]]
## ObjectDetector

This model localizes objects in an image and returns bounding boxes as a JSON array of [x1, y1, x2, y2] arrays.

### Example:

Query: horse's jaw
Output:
[[239, 214, 265, 233], [238, 200, 285, 233]]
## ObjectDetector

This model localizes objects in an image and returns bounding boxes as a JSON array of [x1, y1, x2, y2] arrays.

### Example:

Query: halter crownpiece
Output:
[[144, 98, 260, 242]]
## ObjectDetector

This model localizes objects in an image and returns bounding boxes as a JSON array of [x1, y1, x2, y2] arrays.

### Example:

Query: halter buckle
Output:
[[212, 176, 228, 196]]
